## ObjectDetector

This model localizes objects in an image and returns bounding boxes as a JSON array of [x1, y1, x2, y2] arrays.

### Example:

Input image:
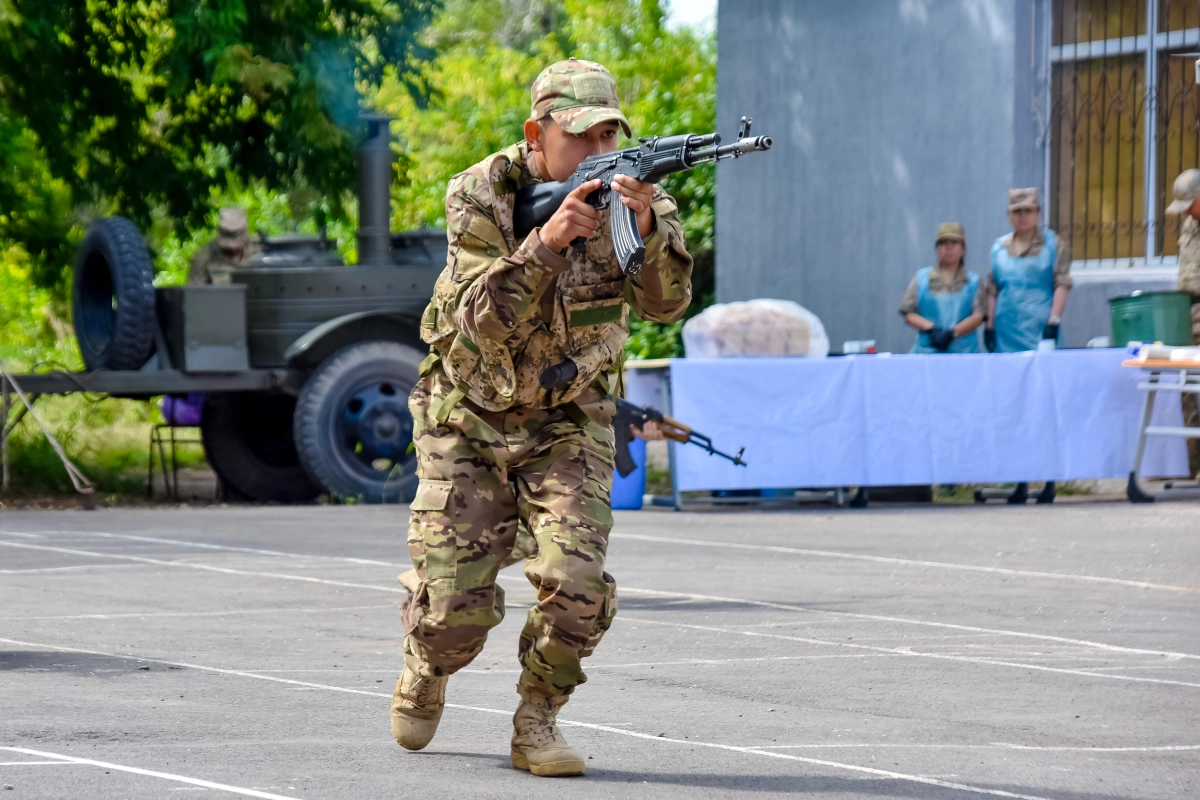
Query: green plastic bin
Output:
[[1109, 290, 1193, 346]]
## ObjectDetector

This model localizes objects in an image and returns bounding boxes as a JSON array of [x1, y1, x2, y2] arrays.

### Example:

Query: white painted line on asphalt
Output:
[[611, 532, 1199, 593], [0, 564, 147, 575], [0, 542, 406, 595], [3, 530, 411, 568], [14, 530, 1192, 663], [9, 539, 1196, 679], [0, 639, 1056, 800], [619, 617, 1200, 689], [0, 531, 43, 539], [615, 586, 1200, 661], [755, 743, 1200, 753], [1, 604, 394, 621], [0, 747, 303, 800], [0, 760, 86, 765]]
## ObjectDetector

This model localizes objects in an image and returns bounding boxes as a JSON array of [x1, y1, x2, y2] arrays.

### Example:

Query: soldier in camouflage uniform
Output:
[[187, 207, 260, 285], [391, 58, 692, 776], [1166, 169, 1200, 475]]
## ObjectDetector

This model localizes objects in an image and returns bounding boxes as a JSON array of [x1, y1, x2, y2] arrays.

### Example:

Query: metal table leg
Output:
[[1128, 375, 1158, 503]]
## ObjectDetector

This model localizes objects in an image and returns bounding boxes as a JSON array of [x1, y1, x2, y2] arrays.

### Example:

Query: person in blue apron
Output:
[[984, 187, 1073, 504], [900, 222, 984, 353]]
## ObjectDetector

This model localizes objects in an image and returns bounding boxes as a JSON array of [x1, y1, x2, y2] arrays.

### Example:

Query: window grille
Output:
[[1049, 0, 1200, 267]]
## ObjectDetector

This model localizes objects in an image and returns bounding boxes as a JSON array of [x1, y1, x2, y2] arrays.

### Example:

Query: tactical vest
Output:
[[420, 144, 629, 413]]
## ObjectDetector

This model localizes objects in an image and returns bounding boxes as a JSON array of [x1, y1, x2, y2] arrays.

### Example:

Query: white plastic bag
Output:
[[682, 299, 830, 358]]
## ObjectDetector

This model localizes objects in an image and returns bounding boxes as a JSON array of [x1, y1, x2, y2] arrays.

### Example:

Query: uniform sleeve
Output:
[[982, 260, 998, 299], [1053, 235, 1073, 289], [972, 281, 988, 318], [624, 189, 693, 323], [899, 276, 919, 315], [441, 171, 570, 344]]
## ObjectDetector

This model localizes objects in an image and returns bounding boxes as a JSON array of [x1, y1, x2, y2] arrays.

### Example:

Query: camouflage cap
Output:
[[1166, 169, 1200, 214], [1007, 188, 1040, 211], [935, 222, 965, 243], [217, 207, 248, 250], [530, 58, 632, 138]]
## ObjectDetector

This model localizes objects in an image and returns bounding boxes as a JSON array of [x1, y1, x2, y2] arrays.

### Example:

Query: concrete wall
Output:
[[716, 0, 1053, 353]]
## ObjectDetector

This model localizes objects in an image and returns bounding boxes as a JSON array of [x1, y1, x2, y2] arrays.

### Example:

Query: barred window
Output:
[[1050, 0, 1200, 267]]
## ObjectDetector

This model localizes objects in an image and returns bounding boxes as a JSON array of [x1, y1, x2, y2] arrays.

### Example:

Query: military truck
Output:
[[17, 118, 442, 503]]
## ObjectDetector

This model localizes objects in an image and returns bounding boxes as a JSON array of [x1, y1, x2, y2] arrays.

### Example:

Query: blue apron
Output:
[[909, 266, 981, 354], [990, 229, 1057, 353]]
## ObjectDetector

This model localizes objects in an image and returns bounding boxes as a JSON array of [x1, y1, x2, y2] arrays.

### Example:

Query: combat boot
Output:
[[390, 657, 448, 751], [510, 687, 586, 777]]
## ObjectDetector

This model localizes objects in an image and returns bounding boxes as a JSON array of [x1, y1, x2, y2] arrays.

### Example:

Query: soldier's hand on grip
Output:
[[540, 179, 603, 252]]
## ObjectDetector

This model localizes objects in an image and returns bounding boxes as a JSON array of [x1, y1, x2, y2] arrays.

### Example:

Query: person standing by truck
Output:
[[187, 207, 260, 285], [390, 58, 693, 776]]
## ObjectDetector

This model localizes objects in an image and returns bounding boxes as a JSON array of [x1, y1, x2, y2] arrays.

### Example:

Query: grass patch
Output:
[[1, 393, 205, 500]]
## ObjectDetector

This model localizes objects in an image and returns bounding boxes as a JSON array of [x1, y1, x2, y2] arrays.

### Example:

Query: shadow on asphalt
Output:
[[404, 750, 1136, 799], [0, 650, 166, 676]]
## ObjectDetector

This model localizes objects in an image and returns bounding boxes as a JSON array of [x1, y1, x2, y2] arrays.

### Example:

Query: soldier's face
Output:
[[1188, 197, 1200, 219], [1008, 207, 1039, 235], [935, 239, 964, 265], [527, 119, 621, 182]]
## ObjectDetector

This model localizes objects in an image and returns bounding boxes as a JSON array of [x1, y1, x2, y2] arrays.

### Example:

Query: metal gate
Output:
[[1050, 0, 1200, 265]]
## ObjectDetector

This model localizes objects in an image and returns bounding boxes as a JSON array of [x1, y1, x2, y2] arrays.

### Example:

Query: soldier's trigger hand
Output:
[[541, 179, 603, 253]]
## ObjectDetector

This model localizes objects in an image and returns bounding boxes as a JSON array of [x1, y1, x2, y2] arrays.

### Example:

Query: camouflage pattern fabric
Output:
[[400, 369, 619, 698], [420, 139, 692, 412], [529, 58, 631, 137], [186, 239, 261, 285], [1179, 216, 1200, 475]]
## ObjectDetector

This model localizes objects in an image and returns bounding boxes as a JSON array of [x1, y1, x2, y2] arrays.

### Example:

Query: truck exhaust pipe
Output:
[[357, 115, 393, 266]]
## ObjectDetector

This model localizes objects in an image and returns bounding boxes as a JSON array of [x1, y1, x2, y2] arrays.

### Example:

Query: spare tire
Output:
[[201, 392, 321, 504], [72, 217, 156, 371]]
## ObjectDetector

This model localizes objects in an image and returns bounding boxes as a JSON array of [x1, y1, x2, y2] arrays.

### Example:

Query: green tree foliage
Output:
[[0, 0, 435, 290]]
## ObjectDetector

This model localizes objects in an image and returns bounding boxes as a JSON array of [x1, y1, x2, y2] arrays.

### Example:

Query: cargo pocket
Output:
[[441, 333, 480, 389], [400, 579, 429, 636], [562, 295, 627, 352], [580, 571, 618, 659], [410, 479, 457, 580]]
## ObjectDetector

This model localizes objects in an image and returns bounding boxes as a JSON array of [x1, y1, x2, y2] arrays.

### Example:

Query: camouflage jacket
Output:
[[1179, 216, 1200, 298], [421, 140, 693, 411], [187, 240, 261, 285]]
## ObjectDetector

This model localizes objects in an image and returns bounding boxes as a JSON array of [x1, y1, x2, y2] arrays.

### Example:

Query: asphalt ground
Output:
[[0, 501, 1197, 799]]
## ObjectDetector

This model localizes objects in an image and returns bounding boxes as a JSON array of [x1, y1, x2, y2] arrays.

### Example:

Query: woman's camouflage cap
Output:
[[530, 58, 632, 138]]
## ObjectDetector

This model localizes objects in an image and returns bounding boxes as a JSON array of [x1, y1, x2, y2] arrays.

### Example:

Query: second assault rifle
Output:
[[514, 116, 772, 275], [615, 398, 746, 478]]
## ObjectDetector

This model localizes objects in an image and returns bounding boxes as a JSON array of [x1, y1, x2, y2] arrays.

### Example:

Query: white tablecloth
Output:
[[659, 350, 1187, 492]]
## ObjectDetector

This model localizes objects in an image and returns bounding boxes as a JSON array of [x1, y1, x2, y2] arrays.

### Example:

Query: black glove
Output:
[[1042, 322, 1060, 341], [984, 328, 997, 352], [929, 327, 955, 352]]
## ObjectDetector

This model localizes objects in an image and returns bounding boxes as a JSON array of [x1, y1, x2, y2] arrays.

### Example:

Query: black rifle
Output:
[[614, 398, 747, 478], [514, 116, 772, 276]]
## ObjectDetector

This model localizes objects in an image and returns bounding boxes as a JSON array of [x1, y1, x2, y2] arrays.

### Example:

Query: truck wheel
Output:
[[294, 341, 423, 503], [73, 217, 156, 371], [201, 392, 320, 504]]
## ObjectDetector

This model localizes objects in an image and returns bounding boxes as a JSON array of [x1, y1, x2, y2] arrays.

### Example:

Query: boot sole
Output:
[[511, 750, 586, 777]]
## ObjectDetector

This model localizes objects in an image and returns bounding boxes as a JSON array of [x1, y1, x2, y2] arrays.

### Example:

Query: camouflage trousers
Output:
[[400, 367, 619, 698], [1183, 303, 1200, 476]]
